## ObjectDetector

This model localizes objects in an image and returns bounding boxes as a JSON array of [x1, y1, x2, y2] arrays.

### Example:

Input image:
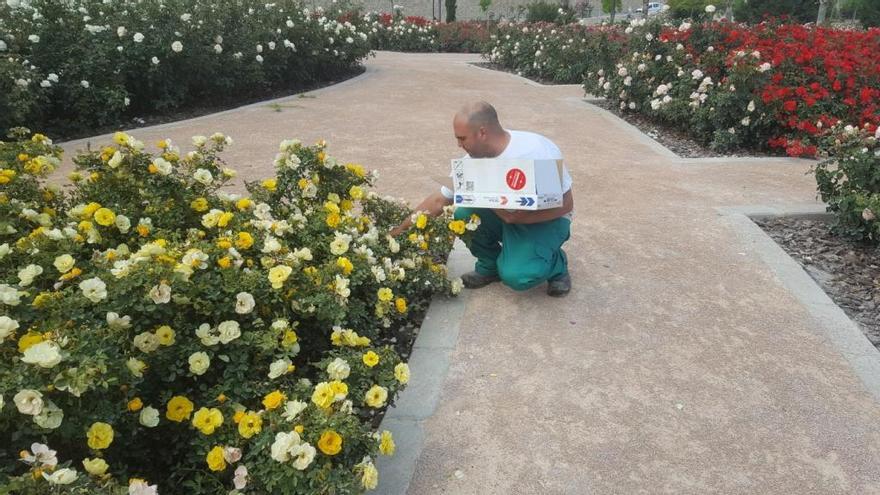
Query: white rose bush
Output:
[[0, 0, 371, 136], [0, 127, 467, 493]]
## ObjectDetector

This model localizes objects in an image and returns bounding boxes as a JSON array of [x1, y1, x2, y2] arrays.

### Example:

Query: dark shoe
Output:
[[547, 273, 571, 297], [461, 271, 500, 289]]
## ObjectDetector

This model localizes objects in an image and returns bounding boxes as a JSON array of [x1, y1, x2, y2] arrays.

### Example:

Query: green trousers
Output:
[[454, 207, 570, 291]]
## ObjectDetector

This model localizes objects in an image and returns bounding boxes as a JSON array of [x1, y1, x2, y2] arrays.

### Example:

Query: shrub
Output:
[[0, 127, 468, 494]]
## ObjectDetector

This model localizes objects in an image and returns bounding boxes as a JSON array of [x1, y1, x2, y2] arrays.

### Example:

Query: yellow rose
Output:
[[395, 297, 407, 313], [448, 220, 466, 235], [82, 202, 102, 218], [365, 385, 388, 408], [192, 407, 224, 435], [190, 198, 209, 212], [206, 446, 226, 471], [233, 411, 246, 424], [340, 199, 353, 211], [155, 326, 175, 346], [53, 255, 75, 274], [235, 198, 253, 211], [330, 380, 348, 399], [166, 396, 195, 422], [237, 412, 262, 438], [349, 185, 363, 200], [362, 351, 380, 368], [311, 382, 335, 409], [217, 212, 234, 228], [318, 430, 343, 455], [346, 163, 366, 177], [128, 398, 144, 412], [379, 430, 395, 455], [377, 287, 393, 302], [294, 424, 304, 434], [137, 224, 150, 237], [415, 214, 428, 229], [268, 265, 292, 289], [336, 257, 353, 275], [361, 461, 379, 489], [326, 212, 340, 228], [217, 256, 232, 269], [394, 363, 410, 384], [297, 178, 309, 190], [87, 422, 114, 450], [93, 208, 116, 227], [82, 457, 109, 476], [261, 178, 277, 191], [18, 332, 45, 353], [262, 390, 286, 410], [235, 232, 254, 250], [282, 330, 298, 348]]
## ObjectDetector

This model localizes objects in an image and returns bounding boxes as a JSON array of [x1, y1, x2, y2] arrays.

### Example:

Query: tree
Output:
[[668, 0, 712, 18], [479, 0, 492, 17], [602, 0, 622, 22], [840, 0, 880, 26], [732, 0, 820, 23], [446, 0, 457, 21]]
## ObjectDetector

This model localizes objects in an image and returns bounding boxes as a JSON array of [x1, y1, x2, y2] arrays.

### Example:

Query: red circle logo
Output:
[[506, 168, 526, 190]]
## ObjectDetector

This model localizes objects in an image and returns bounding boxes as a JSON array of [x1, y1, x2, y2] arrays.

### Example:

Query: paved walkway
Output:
[[61, 52, 880, 494]]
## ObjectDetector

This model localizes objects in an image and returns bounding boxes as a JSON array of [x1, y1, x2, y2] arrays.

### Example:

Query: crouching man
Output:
[[394, 101, 573, 296]]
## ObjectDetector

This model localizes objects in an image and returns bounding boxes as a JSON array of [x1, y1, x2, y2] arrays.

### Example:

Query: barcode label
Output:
[[465, 181, 474, 191]]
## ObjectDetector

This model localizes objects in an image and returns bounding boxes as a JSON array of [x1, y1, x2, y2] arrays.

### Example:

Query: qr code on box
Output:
[[465, 181, 474, 192]]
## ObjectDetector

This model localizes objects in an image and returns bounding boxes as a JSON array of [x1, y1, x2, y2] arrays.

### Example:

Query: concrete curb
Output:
[[718, 205, 880, 403], [60, 66, 377, 149], [572, 97, 679, 159], [375, 240, 474, 494], [464, 61, 584, 89]]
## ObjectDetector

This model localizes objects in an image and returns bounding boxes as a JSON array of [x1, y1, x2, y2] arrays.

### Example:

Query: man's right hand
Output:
[[388, 191, 453, 237]]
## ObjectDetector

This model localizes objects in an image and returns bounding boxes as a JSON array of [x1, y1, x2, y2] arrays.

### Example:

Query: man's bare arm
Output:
[[493, 190, 573, 225], [390, 191, 454, 236]]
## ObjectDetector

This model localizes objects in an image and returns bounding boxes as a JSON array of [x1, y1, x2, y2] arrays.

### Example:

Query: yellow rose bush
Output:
[[0, 128, 464, 494]]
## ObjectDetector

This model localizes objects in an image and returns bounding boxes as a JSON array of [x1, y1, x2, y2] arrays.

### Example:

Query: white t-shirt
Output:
[[441, 130, 573, 217]]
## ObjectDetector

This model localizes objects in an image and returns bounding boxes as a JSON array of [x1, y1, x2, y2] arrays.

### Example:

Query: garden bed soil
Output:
[[588, 99, 777, 159], [756, 217, 880, 350], [54, 66, 366, 142]]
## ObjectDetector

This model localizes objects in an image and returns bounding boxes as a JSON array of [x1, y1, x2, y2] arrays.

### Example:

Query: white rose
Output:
[[0, 316, 19, 339], [14, 389, 43, 416], [149, 283, 171, 304], [28, 34, 40, 43], [271, 431, 301, 462], [80, 80, 90, 89], [180, 13, 191, 21], [116, 214, 131, 233], [235, 292, 255, 314], [152, 157, 172, 175], [214, 44, 223, 53], [268, 358, 292, 379], [22, 341, 63, 368], [327, 358, 351, 380], [0, 40, 6, 51], [0, 243, 10, 259], [43, 468, 77, 485], [106, 312, 131, 329], [741, 116, 751, 126], [33, 400, 64, 429], [79, 277, 108, 302], [53, 254, 75, 274], [133, 332, 160, 353], [705, 4, 716, 13], [18, 264, 43, 286], [193, 168, 213, 185], [129, 480, 159, 495], [256, 54, 264, 63], [139, 406, 160, 427], [189, 351, 210, 375], [291, 442, 316, 470], [234, 465, 248, 490], [151, 56, 160, 65], [282, 400, 308, 421], [171, 40, 183, 52], [862, 208, 876, 222], [126, 358, 147, 377], [218, 320, 241, 344]]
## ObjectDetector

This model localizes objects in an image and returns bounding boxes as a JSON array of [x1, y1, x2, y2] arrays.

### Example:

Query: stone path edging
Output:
[[719, 205, 880, 402], [375, 240, 474, 494]]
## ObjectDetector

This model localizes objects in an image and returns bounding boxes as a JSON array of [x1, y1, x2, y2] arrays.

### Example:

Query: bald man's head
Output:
[[452, 102, 508, 158], [455, 101, 503, 133]]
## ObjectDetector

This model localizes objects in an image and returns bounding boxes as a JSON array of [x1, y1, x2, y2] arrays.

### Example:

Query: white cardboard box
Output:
[[450, 158, 564, 210]]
